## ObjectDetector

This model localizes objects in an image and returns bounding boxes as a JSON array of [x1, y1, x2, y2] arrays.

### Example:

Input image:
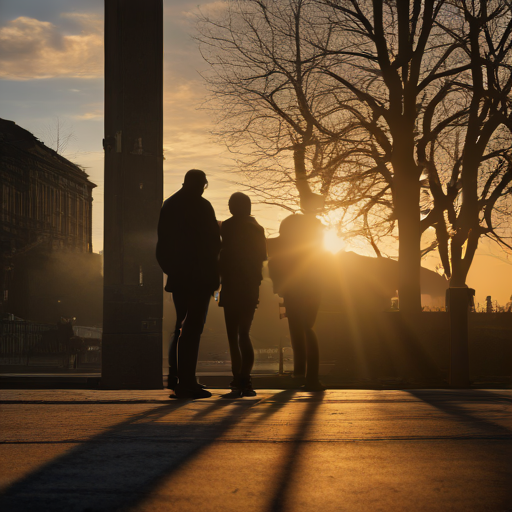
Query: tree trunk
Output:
[[294, 145, 325, 213], [393, 153, 422, 316]]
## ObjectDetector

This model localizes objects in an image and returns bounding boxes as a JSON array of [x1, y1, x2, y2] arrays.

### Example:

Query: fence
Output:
[[0, 320, 55, 365], [73, 326, 102, 339], [0, 320, 102, 368]]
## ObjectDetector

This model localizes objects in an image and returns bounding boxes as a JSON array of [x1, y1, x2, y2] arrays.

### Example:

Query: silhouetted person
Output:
[[156, 169, 220, 399], [219, 193, 267, 397], [268, 214, 326, 391]]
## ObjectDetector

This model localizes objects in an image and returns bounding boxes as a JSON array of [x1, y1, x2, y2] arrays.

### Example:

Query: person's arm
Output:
[[155, 202, 174, 275], [257, 225, 268, 263], [218, 221, 228, 279], [267, 237, 285, 297], [203, 200, 221, 292], [206, 201, 221, 255]]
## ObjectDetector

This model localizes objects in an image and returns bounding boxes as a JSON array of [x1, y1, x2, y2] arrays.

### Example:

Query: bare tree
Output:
[[39, 116, 76, 155], [198, 1, 364, 211], [198, 0, 512, 316], [198, 0, 396, 254], [418, 0, 512, 288], [315, 0, 484, 314]]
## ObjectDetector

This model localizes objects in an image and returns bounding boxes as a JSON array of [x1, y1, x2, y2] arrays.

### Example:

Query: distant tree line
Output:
[[198, 0, 512, 315]]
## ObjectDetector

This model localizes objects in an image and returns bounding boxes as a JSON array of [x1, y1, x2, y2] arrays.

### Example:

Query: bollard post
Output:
[[447, 287, 475, 388], [278, 337, 284, 376]]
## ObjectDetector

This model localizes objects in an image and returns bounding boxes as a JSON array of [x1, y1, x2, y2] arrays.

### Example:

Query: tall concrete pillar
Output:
[[101, 0, 163, 389]]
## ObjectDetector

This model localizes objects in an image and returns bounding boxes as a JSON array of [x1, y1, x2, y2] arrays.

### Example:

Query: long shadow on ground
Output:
[[267, 393, 325, 512], [406, 389, 512, 438], [0, 391, 296, 512]]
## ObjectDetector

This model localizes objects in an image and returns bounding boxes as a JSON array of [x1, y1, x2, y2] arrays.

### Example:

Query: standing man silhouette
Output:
[[156, 169, 220, 399]]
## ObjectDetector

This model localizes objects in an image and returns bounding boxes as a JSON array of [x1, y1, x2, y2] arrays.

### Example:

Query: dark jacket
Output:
[[219, 215, 267, 308], [268, 214, 324, 298], [156, 187, 220, 293]]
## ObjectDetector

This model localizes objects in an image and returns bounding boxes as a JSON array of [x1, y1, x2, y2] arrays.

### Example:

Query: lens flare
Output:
[[323, 228, 346, 254]]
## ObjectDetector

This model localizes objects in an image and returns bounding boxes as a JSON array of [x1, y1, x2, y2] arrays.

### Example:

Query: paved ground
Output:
[[1, 388, 511, 512]]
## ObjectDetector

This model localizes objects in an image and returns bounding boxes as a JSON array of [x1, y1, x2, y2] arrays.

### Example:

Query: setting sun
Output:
[[323, 228, 346, 254]]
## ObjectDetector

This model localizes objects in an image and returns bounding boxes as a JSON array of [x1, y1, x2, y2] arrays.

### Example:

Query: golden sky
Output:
[[0, 0, 510, 306]]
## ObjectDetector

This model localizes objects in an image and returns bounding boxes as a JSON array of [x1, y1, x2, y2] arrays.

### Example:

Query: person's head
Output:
[[279, 214, 303, 240], [279, 214, 322, 245], [228, 192, 251, 217], [183, 169, 208, 195]]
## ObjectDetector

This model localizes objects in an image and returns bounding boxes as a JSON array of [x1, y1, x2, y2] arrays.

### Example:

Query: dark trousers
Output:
[[284, 292, 321, 383], [168, 303, 186, 388], [169, 290, 211, 388], [224, 306, 255, 388]]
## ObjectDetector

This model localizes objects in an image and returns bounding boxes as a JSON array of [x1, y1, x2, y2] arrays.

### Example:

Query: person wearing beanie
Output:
[[219, 192, 267, 397]]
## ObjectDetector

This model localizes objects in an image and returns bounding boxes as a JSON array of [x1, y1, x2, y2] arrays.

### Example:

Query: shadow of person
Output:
[[0, 391, 299, 512], [267, 391, 326, 512]]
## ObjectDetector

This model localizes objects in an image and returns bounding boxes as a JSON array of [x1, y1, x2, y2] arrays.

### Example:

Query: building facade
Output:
[[1, 118, 95, 255], [1, 118, 97, 319]]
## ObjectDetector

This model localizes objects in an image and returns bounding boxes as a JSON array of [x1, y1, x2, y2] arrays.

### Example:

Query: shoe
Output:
[[174, 385, 212, 399], [221, 389, 242, 399], [229, 378, 242, 390], [301, 381, 326, 392], [169, 376, 207, 392], [291, 375, 306, 388], [167, 375, 178, 391], [168, 382, 206, 392], [241, 387, 257, 397]]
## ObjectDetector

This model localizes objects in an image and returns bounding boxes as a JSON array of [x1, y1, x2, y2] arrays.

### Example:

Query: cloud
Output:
[[175, 1, 228, 19], [163, 79, 227, 163], [0, 14, 103, 80], [74, 105, 103, 120]]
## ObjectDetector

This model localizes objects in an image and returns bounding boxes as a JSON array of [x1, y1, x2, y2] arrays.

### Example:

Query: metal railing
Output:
[[0, 320, 55, 365], [0, 320, 102, 368]]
